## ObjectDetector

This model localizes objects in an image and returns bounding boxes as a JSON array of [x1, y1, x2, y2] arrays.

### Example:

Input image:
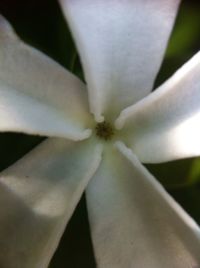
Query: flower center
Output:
[[95, 121, 114, 141]]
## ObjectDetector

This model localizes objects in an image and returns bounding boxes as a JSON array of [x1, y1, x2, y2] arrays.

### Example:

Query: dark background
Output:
[[0, 0, 200, 267]]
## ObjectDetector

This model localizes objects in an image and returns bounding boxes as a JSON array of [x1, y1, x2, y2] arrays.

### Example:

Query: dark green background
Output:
[[0, 1, 200, 267]]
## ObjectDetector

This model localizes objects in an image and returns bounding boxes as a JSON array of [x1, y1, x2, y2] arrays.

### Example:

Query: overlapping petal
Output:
[[0, 15, 92, 140], [116, 52, 200, 163], [0, 138, 102, 268], [86, 142, 200, 268], [59, 0, 180, 121]]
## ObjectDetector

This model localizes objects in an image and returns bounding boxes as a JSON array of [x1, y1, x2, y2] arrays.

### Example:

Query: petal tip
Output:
[[0, 14, 17, 39]]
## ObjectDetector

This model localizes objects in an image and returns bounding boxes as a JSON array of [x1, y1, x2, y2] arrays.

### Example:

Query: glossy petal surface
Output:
[[116, 52, 200, 163], [0, 138, 102, 268], [86, 142, 200, 268], [0, 15, 92, 140], [60, 0, 180, 121]]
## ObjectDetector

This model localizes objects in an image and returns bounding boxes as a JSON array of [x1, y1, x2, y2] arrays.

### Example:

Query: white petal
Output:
[[116, 52, 200, 163], [59, 0, 180, 121], [86, 142, 200, 268], [0, 137, 102, 268], [0, 15, 92, 140]]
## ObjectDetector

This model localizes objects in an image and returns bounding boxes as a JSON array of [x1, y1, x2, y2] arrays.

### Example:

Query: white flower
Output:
[[0, 1, 200, 267]]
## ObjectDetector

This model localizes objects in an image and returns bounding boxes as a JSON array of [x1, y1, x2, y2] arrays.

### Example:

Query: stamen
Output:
[[95, 121, 114, 141]]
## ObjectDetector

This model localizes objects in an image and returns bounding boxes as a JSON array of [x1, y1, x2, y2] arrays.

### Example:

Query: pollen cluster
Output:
[[95, 121, 114, 141]]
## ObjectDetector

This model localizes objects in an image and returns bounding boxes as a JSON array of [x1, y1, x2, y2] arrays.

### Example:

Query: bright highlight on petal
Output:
[[172, 111, 200, 157]]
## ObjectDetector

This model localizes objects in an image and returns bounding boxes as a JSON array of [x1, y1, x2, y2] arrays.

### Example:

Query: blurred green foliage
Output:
[[0, 0, 199, 267]]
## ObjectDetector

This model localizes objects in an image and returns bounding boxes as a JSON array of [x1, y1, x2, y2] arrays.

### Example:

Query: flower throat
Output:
[[95, 121, 114, 141]]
